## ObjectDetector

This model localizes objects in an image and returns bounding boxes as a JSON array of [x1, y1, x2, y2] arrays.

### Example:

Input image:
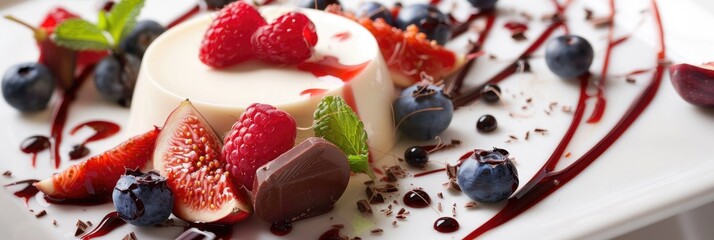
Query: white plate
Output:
[[2, 0, 714, 239]]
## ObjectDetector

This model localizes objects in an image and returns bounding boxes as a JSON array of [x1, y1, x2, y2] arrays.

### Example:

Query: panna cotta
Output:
[[127, 6, 396, 155]]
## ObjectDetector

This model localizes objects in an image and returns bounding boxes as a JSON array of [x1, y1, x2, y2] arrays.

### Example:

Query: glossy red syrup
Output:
[[270, 221, 293, 236], [463, 1, 666, 238], [80, 212, 126, 240], [452, 20, 564, 107], [504, 21, 528, 34], [587, 0, 617, 123], [50, 65, 96, 169], [3, 179, 40, 206], [300, 88, 328, 97], [68, 121, 121, 160], [434, 217, 459, 233], [448, 13, 496, 95], [297, 56, 369, 119], [332, 31, 351, 41], [184, 222, 233, 240], [403, 189, 431, 208], [20, 136, 50, 167]]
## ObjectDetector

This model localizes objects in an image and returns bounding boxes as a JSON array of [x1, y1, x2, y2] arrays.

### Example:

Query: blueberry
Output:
[[119, 20, 166, 59], [203, 0, 237, 9], [545, 35, 594, 79], [457, 148, 518, 203], [356, 2, 394, 25], [113, 169, 173, 226], [395, 4, 451, 45], [297, 0, 340, 10], [480, 84, 501, 103], [467, 0, 498, 11], [476, 114, 497, 133], [94, 53, 141, 107], [2, 63, 55, 112], [393, 84, 453, 140], [404, 146, 428, 168]]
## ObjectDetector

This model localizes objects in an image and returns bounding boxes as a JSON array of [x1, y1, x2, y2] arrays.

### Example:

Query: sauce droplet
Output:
[[270, 220, 293, 236], [20, 136, 50, 167], [403, 189, 431, 208], [434, 217, 459, 233]]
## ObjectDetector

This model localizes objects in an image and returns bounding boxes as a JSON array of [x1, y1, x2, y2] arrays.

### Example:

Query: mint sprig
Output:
[[53, 19, 111, 51], [52, 0, 144, 51], [314, 96, 374, 179]]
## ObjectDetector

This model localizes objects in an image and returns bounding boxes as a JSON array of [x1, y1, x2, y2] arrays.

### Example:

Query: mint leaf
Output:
[[97, 10, 108, 31], [52, 19, 111, 51], [314, 96, 374, 179], [106, 0, 144, 44]]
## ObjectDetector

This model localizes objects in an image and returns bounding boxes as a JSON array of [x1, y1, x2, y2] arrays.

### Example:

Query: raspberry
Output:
[[222, 103, 297, 190], [199, 2, 267, 68], [251, 12, 318, 65]]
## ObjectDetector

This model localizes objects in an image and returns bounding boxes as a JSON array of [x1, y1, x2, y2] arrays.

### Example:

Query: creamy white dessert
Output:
[[127, 6, 396, 156]]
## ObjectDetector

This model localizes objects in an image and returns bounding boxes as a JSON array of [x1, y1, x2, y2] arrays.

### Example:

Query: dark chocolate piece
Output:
[[366, 185, 385, 204], [252, 137, 350, 223], [357, 199, 372, 214]]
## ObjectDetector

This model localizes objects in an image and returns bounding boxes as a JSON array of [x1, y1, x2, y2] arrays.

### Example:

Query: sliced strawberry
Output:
[[35, 128, 160, 200], [154, 100, 251, 224], [358, 18, 464, 87]]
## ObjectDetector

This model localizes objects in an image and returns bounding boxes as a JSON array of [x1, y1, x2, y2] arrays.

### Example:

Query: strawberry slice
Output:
[[358, 18, 464, 87], [35, 128, 160, 200]]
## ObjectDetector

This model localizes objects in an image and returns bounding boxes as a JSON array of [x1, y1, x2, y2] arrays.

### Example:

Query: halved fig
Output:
[[153, 100, 251, 224], [670, 63, 714, 107]]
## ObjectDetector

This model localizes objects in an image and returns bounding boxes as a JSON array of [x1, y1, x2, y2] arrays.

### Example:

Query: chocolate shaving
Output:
[[397, 208, 406, 215], [465, 201, 478, 208], [357, 200, 372, 214], [396, 215, 407, 219], [392, 221, 397, 226], [371, 229, 384, 234], [590, 16, 612, 28], [52, 219, 58, 226], [366, 186, 385, 204], [509, 135, 519, 140], [446, 164, 458, 179], [489, 54, 498, 60], [443, 179, 461, 192], [332, 224, 345, 229], [75, 220, 89, 236], [562, 106, 572, 112], [626, 77, 636, 83], [525, 131, 530, 140], [87, 221, 93, 226], [34, 210, 47, 218], [438, 202, 443, 212], [512, 32, 527, 41], [122, 232, 137, 240], [452, 203, 457, 217], [2, 171, 11, 177], [376, 184, 398, 193], [584, 8, 594, 20], [437, 192, 443, 199]]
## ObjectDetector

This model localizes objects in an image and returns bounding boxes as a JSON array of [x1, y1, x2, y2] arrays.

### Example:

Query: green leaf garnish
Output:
[[97, 10, 108, 31], [314, 96, 374, 179], [106, 0, 144, 44], [51, 0, 145, 51], [52, 19, 111, 51]]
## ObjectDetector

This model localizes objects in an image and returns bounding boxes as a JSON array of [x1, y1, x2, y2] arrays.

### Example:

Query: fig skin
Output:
[[669, 63, 714, 107]]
